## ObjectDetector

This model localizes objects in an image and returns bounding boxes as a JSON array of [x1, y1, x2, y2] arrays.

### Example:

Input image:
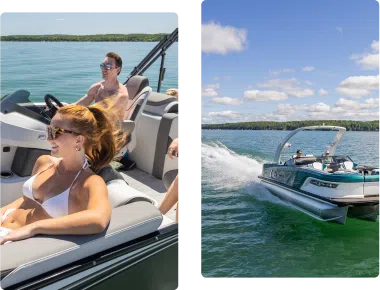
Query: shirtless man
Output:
[[74, 52, 130, 122]]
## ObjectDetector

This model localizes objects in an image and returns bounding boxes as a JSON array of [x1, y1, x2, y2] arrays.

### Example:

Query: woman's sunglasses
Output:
[[46, 126, 79, 140]]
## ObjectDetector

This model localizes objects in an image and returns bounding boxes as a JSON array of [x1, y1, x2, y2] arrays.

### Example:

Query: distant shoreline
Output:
[[202, 120, 379, 132], [0, 33, 172, 42]]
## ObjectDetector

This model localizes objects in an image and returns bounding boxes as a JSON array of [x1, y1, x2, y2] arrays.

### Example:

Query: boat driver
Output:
[[74, 52, 130, 122]]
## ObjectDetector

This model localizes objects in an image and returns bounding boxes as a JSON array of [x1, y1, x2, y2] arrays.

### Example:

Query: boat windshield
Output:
[[318, 155, 353, 164], [0, 90, 51, 124]]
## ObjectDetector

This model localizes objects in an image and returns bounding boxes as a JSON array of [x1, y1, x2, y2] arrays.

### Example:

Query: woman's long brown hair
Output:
[[57, 101, 126, 172]]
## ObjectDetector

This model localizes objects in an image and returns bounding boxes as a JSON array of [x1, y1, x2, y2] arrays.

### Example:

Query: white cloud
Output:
[[336, 75, 379, 99], [335, 98, 359, 109], [270, 68, 295, 76], [319, 88, 328, 96], [202, 110, 244, 123], [256, 78, 314, 98], [351, 40, 379, 70], [302, 66, 315, 72], [285, 87, 314, 98], [355, 54, 379, 70], [212, 97, 243, 106], [336, 87, 372, 99], [304, 80, 313, 85], [202, 83, 220, 97], [339, 75, 379, 89], [371, 40, 379, 52], [56, 19, 64, 21], [336, 27, 343, 34], [202, 22, 248, 55], [207, 110, 238, 118], [301, 103, 330, 113], [275, 104, 297, 115], [212, 76, 231, 81], [361, 98, 379, 109], [244, 90, 288, 102], [257, 78, 298, 89]]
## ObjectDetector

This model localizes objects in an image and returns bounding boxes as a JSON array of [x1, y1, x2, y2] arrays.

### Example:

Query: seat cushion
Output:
[[107, 179, 157, 207]]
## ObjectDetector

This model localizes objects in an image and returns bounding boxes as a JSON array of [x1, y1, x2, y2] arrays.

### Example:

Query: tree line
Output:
[[202, 120, 379, 131], [0, 33, 170, 42]]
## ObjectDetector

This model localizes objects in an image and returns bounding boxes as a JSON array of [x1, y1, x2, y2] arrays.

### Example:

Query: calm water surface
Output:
[[1, 42, 178, 102], [202, 130, 379, 277]]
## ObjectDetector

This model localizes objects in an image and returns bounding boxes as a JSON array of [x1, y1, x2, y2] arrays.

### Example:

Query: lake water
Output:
[[202, 129, 379, 277], [0, 42, 178, 102]]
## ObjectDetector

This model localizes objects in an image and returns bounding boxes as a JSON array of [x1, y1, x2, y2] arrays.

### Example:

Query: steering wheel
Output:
[[44, 94, 64, 118]]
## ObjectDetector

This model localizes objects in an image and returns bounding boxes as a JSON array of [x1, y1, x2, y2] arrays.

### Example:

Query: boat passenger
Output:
[[0, 104, 125, 245], [74, 52, 130, 123], [323, 151, 330, 157], [296, 149, 302, 158], [159, 138, 179, 223], [166, 88, 178, 99]]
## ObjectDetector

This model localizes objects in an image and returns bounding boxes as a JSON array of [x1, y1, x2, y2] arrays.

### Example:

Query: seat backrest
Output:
[[125, 75, 149, 102], [125, 86, 152, 122], [312, 162, 323, 171], [117, 87, 152, 156], [97, 165, 157, 207], [124, 75, 150, 121], [129, 92, 178, 179], [343, 161, 354, 170]]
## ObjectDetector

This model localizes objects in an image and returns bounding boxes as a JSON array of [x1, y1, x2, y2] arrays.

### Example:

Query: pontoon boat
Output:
[[259, 126, 379, 224], [0, 29, 178, 289]]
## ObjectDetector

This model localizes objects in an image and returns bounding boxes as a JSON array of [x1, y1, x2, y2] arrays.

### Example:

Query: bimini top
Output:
[[274, 125, 346, 164]]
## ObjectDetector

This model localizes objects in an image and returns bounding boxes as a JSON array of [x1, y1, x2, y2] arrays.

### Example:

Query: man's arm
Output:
[[74, 83, 100, 106]]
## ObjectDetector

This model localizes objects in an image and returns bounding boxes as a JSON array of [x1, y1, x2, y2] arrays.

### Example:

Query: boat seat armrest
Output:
[[122, 120, 135, 134], [0, 202, 163, 289]]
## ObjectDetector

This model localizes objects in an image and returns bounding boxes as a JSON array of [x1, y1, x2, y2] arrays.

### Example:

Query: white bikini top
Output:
[[23, 158, 90, 218]]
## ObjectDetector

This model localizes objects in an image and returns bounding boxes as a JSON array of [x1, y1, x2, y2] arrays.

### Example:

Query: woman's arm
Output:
[[0, 175, 111, 244], [1, 197, 24, 216]]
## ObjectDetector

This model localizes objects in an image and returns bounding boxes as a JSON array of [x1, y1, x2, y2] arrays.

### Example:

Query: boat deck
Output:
[[119, 168, 177, 223]]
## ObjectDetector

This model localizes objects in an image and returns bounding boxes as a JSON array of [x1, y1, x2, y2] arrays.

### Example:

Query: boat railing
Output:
[[124, 28, 178, 93]]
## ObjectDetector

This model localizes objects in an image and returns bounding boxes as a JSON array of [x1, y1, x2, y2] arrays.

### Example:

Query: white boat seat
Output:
[[343, 161, 354, 170], [0, 202, 163, 289], [129, 92, 178, 179], [97, 165, 157, 207], [116, 81, 152, 158], [312, 162, 323, 171]]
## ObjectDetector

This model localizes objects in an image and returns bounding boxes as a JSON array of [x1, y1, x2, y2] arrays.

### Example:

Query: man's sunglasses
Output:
[[100, 63, 117, 70], [46, 126, 79, 140]]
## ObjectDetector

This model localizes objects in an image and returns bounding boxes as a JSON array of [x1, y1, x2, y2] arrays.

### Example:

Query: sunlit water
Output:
[[202, 130, 379, 277], [1, 42, 178, 102]]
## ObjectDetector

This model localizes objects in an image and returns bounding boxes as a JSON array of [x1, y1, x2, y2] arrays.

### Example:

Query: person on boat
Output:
[[0, 103, 125, 245], [73, 52, 130, 122], [323, 151, 330, 156], [166, 88, 178, 99], [159, 138, 179, 223], [295, 149, 302, 158]]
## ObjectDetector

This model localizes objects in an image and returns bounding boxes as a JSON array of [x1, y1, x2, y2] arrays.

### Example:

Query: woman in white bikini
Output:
[[0, 103, 124, 244]]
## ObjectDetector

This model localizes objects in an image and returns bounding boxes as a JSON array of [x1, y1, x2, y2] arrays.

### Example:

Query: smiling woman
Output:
[[0, 103, 126, 244]]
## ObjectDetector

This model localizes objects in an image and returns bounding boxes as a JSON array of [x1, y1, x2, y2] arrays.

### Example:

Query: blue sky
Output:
[[0, 13, 178, 35], [201, 0, 379, 123]]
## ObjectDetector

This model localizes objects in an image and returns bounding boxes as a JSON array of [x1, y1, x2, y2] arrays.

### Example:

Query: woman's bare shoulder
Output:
[[32, 155, 58, 174], [81, 171, 106, 191]]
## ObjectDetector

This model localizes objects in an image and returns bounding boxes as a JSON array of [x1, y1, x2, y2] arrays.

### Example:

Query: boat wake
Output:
[[202, 141, 262, 189], [201, 141, 287, 205]]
